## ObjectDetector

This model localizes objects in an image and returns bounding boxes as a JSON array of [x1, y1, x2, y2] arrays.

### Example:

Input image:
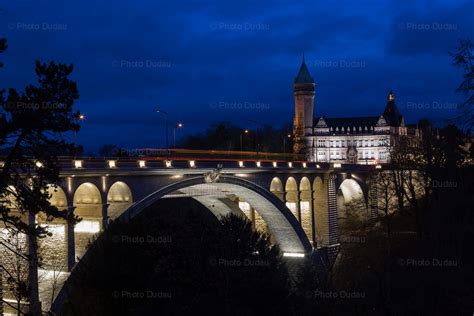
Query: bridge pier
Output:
[[310, 194, 316, 246], [66, 206, 76, 271], [101, 203, 110, 230]]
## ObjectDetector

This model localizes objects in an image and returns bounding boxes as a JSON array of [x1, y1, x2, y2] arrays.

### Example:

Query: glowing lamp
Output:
[[283, 252, 305, 258], [74, 160, 83, 168]]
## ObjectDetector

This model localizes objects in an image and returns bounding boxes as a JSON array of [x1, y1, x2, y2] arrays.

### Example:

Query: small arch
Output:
[[285, 177, 298, 192], [338, 179, 364, 205], [1, 185, 18, 209], [46, 185, 68, 209], [74, 183, 102, 205], [270, 177, 283, 193], [270, 177, 284, 201], [107, 181, 133, 203], [107, 181, 134, 218], [299, 177, 311, 193], [73, 182, 102, 220], [337, 178, 366, 220]]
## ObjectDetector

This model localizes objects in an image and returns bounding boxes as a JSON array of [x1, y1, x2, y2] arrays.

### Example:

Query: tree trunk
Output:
[[27, 211, 41, 315]]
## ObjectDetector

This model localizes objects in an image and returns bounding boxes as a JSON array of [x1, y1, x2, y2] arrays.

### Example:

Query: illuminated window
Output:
[[165, 160, 172, 168], [108, 160, 116, 168], [189, 160, 196, 168], [272, 161, 278, 168], [256, 161, 261, 168], [74, 160, 83, 168], [138, 160, 146, 168], [238, 161, 244, 167]]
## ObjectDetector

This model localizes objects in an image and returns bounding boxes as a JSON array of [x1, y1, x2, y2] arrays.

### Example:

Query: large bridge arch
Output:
[[121, 175, 312, 254]]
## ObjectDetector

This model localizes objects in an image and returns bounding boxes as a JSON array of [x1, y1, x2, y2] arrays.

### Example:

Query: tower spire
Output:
[[294, 54, 314, 84], [388, 90, 394, 102]]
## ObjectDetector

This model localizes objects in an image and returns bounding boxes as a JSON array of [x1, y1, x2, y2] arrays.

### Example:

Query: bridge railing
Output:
[[0, 153, 384, 172]]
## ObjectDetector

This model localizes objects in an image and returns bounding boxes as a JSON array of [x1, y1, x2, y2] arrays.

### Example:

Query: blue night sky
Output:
[[1, 0, 472, 152]]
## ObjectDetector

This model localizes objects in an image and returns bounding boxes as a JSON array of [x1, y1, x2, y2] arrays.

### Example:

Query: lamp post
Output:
[[248, 120, 263, 159], [74, 113, 85, 157], [174, 122, 183, 148], [240, 129, 249, 151], [283, 133, 291, 153], [156, 109, 169, 153]]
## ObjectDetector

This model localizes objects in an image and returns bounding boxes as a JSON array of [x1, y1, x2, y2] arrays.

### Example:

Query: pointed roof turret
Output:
[[294, 54, 314, 84], [383, 90, 403, 127]]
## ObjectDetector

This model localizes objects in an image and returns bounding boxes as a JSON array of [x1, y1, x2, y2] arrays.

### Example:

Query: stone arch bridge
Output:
[[42, 157, 381, 272], [2, 156, 386, 313]]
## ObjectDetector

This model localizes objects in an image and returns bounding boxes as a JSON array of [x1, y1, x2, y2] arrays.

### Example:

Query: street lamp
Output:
[[156, 109, 169, 152], [74, 113, 86, 143], [240, 129, 249, 151], [283, 133, 291, 153], [174, 122, 184, 148], [248, 120, 263, 159], [73, 113, 85, 158]]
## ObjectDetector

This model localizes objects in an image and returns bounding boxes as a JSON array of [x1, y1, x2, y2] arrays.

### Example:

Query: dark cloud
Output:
[[0, 0, 469, 151]]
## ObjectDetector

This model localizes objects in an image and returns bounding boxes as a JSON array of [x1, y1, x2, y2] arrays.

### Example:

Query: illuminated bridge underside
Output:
[[120, 176, 312, 254]]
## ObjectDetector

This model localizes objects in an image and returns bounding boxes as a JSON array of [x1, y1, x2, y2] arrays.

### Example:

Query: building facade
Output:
[[293, 57, 415, 164]]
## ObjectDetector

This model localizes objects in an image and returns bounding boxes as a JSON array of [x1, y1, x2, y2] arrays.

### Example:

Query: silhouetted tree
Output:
[[0, 48, 81, 313], [60, 198, 291, 315], [451, 38, 473, 127]]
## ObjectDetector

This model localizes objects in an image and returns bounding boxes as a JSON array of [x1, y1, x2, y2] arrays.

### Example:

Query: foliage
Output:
[[179, 121, 294, 152], [451, 38, 474, 128], [0, 38, 81, 314], [61, 198, 291, 315]]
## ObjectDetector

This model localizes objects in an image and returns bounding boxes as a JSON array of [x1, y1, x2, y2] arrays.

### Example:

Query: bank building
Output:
[[293, 57, 418, 164]]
